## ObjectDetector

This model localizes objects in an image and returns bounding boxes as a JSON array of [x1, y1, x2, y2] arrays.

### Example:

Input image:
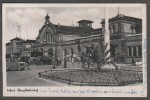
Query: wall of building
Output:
[[11, 40, 24, 54], [6, 44, 11, 54], [56, 34, 142, 64], [57, 36, 103, 62], [124, 35, 142, 64], [60, 34, 81, 41]]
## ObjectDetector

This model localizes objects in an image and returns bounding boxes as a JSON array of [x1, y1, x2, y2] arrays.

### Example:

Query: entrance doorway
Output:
[[110, 44, 117, 61]]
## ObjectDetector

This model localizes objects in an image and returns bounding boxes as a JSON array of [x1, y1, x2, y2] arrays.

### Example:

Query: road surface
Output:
[[7, 63, 142, 86], [7, 65, 64, 86]]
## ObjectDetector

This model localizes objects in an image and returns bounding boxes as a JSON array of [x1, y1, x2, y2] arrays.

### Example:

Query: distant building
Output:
[[6, 38, 36, 59], [6, 42, 11, 58], [21, 39, 36, 57], [6, 37, 24, 59]]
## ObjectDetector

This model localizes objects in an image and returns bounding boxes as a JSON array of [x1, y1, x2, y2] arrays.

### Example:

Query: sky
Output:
[[5, 6, 142, 43]]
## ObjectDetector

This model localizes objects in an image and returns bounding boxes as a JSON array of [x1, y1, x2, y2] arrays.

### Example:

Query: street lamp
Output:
[[52, 35, 57, 69]]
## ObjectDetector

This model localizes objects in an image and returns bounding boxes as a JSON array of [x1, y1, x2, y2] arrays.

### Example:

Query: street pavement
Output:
[[7, 65, 64, 86], [7, 62, 142, 86]]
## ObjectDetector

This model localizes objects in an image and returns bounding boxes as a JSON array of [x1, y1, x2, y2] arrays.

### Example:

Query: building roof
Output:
[[110, 14, 142, 22], [81, 28, 102, 37], [19, 39, 36, 45], [77, 20, 93, 23], [101, 14, 142, 24], [6, 42, 11, 45], [24, 39, 36, 43], [38, 21, 100, 37], [54, 24, 94, 35], [10, 37, 24, 41], [36, 23, 57, 39]]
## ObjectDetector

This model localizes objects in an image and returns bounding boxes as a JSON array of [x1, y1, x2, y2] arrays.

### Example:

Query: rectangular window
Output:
[[114, 23, 118, 33], [138, 46, 142, 57], [110, 26, 113, 34], [133, 47, 136, 57], [17, 46, 20, 50], [128, 47, 132, 57], [128, 46, 142, 57]]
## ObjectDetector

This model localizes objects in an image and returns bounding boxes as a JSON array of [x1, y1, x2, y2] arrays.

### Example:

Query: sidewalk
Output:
[[116, 63, 142, 72], [116, 63, 142, 67], [29, 62, 142, 72]]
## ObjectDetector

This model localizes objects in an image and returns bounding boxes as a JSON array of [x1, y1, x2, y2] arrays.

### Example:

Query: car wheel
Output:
[[18, 67, 21, 71], [39, 62, 43, 65]]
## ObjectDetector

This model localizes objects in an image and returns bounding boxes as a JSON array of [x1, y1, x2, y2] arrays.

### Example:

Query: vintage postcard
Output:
[[2, 3, 147, 97]]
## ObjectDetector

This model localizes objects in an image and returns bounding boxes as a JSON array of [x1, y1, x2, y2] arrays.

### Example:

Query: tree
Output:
[[80, 40, 104, 71]]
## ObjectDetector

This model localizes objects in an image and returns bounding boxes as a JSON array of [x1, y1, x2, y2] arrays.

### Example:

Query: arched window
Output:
[[63, 49, 67, 56], [51, 35, 53, 42], [47, 33, 49, 42], [44, 34, 46, 42], [49, 48, 53, 52]]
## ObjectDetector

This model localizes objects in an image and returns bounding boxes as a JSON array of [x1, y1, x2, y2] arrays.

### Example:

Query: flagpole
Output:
[[104, 7, 111, 63], [101, 7, 118, 70]]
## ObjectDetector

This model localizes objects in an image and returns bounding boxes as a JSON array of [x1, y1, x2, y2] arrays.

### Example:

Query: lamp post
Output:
[[52, 35, 56, 69]]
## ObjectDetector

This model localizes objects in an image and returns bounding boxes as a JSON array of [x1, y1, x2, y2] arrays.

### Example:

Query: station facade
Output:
[[6, 14, 142, 64]]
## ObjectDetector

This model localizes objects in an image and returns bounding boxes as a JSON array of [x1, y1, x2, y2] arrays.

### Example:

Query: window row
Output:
[[44, 33, 53, 42], [128, 46, 142, 57], [109, 23, 142, 34]]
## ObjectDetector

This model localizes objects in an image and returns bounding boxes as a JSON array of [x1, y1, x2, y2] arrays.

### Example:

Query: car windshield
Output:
[[19, 63, 25, 66]]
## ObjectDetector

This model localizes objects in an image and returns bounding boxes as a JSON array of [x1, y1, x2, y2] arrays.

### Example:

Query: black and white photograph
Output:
[[2, 4, 147, 97]]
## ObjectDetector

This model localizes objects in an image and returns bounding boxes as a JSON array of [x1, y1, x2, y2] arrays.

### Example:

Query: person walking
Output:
[[132, 56, 135, 66], [52, 55, 56, 69], [64, 56, 67, 68]]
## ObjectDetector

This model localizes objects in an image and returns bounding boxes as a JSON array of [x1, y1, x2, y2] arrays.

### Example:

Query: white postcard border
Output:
[[2, 3, 147, 97]]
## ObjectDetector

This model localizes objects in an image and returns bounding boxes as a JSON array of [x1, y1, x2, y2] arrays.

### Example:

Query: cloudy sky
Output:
[[5, 6, 142, 43]]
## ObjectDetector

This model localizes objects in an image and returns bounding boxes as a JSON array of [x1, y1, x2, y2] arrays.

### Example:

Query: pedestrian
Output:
[[52, 56, 56, 69], [132, 56, 135, 66], [64, 56, 67, 68]]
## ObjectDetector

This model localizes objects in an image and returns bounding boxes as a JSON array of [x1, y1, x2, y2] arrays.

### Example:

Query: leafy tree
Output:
[[80, 38, 104, 71]]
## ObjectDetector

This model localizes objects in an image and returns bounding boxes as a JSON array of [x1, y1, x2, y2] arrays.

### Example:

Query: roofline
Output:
[[10, 37, 24, 41], [6, 42, 11, 45], [101, 14, 142, 24], [77, 20, 93, 23]]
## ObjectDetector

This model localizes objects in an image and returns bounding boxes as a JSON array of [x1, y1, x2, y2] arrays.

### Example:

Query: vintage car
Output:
[[6, 59, 29, 71], [135, 61, 142, 66]]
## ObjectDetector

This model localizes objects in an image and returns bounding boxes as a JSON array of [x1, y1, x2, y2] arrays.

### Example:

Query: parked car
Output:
[[37, 56, 52, 65], [135, 61, 142, 66], [6, 59, 30, 71]]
